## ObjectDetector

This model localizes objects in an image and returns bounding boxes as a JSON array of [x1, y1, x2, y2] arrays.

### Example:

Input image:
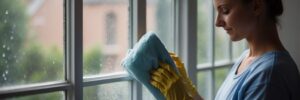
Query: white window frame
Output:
[[0, 0, 144, 99], [0, 0, 246, 100], [177, 0, 247, 100]]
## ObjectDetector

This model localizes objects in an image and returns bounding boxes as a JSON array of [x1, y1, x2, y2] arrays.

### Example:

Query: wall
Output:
[[279, 0, 300, 71]]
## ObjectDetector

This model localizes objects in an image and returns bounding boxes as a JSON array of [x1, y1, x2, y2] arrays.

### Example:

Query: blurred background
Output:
[[0, 0, 299, 100]]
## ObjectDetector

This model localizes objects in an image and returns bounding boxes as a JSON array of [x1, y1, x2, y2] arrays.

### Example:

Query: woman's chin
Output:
[[230, 36, 243, 42]]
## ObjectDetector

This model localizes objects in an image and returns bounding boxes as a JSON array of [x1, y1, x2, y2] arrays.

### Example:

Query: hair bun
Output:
[[267, 0, 283, 17]]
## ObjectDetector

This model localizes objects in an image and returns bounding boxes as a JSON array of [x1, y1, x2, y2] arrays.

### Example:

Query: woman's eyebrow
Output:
[[216, 4, 226, 11], [217, 4, 230, 10]]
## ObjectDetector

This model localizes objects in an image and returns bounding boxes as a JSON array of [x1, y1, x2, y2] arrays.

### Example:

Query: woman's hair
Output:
[[243, 0, 283, 23]]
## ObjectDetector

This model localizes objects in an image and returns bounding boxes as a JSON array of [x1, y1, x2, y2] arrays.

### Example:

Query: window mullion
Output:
[[177, 0, 198, 85], [130, 0, 146, 99], [65, 0, 83, 100], [0, 82, 70, 98], [211, 0, 216, 98]]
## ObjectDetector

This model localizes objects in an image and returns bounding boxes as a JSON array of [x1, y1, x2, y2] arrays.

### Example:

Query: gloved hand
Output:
[[150, 53, 199, 100], [169, 52, 198, 98]]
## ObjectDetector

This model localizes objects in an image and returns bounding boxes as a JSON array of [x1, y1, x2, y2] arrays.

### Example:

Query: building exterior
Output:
[[26, 0, 156, 74]]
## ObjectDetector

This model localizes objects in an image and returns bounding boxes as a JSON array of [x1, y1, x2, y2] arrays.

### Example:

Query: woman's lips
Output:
[[225, 29, 232, 33]]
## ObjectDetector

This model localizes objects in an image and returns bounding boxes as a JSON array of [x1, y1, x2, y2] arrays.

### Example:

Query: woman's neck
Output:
[[246, 23, 285, 57]]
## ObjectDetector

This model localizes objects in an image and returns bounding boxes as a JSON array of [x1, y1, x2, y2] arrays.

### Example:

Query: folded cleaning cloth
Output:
[[122, 32, 179, 100]]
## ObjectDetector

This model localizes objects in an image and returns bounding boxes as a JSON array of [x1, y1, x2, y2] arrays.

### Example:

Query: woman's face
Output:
[[214, 0, 257, 41]]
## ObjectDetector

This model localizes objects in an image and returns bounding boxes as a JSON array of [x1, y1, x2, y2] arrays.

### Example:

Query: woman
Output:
[[150, 0, 300, 99]]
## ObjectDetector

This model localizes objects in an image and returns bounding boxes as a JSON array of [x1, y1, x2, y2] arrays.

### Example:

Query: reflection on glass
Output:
[[83, 81, 130, 100], [197, 0, 212, 65], [146, 0, 174, 51], [233, 39, 247, 60], [6, 91, 64, 100], [0, 0, 64, 88], [83, 0, 129, 76], [214, 67, 230, 94], [142, 85, 156, 100], [197, 71, 212, 100]]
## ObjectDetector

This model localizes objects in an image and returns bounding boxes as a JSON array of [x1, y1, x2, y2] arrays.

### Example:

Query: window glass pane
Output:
[[197, 0, 212, 65], [83, 0, 129, 76], [0, 0, 64, 88], [215, 26, 230, 64], [6, 91, 64, 100], [197, 71, 213, 100], [147, 0, 174, 51], [233, 39, 247, 60], [214, 10, 230, 64], [142, 85, 156, 100], [214, 67, 230, 95], [83, 81, 130, 100]]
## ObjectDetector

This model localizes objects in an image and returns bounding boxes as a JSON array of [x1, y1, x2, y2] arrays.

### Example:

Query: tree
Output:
[[83, 47, 103, 99], [84, 47, 103, 75], [0, 0, 27, 86]]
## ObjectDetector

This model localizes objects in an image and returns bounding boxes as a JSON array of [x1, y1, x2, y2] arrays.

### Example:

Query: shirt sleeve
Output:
[[242, 70, 270, 100], [242, 63, 290, 100]]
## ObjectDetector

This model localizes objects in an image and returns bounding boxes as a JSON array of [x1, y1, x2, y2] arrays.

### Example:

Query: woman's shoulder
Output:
[[245, 50, 298, 77], [255, 50, 296, 68], [249, 50, 299, 79]]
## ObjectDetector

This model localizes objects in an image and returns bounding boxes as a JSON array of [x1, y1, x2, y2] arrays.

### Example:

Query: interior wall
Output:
[[278, 0, 300, 71]]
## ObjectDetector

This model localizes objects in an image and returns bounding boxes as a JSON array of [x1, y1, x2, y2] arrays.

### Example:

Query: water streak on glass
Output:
[[84, 81, 130, 100], [0, 0, 64, 88], [83, 0, 129, 76]]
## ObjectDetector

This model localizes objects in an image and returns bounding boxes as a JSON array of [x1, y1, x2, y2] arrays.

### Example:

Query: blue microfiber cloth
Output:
[[121, 32, 179, 100]]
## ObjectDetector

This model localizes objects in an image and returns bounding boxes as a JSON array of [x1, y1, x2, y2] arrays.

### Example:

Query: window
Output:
[[0, 0, 64, 93], [83, 81, 130, 100], [0, 0, 246, 100], [143, 0, 175, 99], [196, 0, 247, 99], [105, 12, 117, 45], [146, 0, 174, 50], [83, 0, 129, 76]]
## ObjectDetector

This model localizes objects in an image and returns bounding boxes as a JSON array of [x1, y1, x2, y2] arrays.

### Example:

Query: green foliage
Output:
[[9, 92, 63, 100], [0, 0, 27, 85], [6, 45, 104, 99], [0, 0, 104, 99], [82, 47, 103, 100], [12, 44, 64, 84], [84, 86, 99, 100], [84, 47, 103, 75], [44, 46, 64, 81], [18, 44, 46, 83]]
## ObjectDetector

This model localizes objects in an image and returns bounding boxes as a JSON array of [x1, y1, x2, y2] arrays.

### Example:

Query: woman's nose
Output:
[[215, 14, 225, 27]]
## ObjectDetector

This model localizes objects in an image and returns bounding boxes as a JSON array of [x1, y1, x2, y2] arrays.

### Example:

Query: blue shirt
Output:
[[215, 50, 300, 100]]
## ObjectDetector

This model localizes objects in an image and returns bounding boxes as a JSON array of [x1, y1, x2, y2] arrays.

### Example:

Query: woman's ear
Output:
[[252, 0, 265, 16]]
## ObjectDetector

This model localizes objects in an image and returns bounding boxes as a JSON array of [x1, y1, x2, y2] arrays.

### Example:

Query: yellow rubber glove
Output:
[[169, 52, 198, 98], [150, 53, 199, 100]]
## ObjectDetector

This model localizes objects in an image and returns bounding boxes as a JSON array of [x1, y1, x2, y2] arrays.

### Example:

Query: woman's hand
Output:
[[149, 52, 204, 100], [169, 52, 204, 100]]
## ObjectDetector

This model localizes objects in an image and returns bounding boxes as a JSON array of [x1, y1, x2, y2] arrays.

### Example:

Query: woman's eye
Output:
[[222, 7, 230, 14]]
